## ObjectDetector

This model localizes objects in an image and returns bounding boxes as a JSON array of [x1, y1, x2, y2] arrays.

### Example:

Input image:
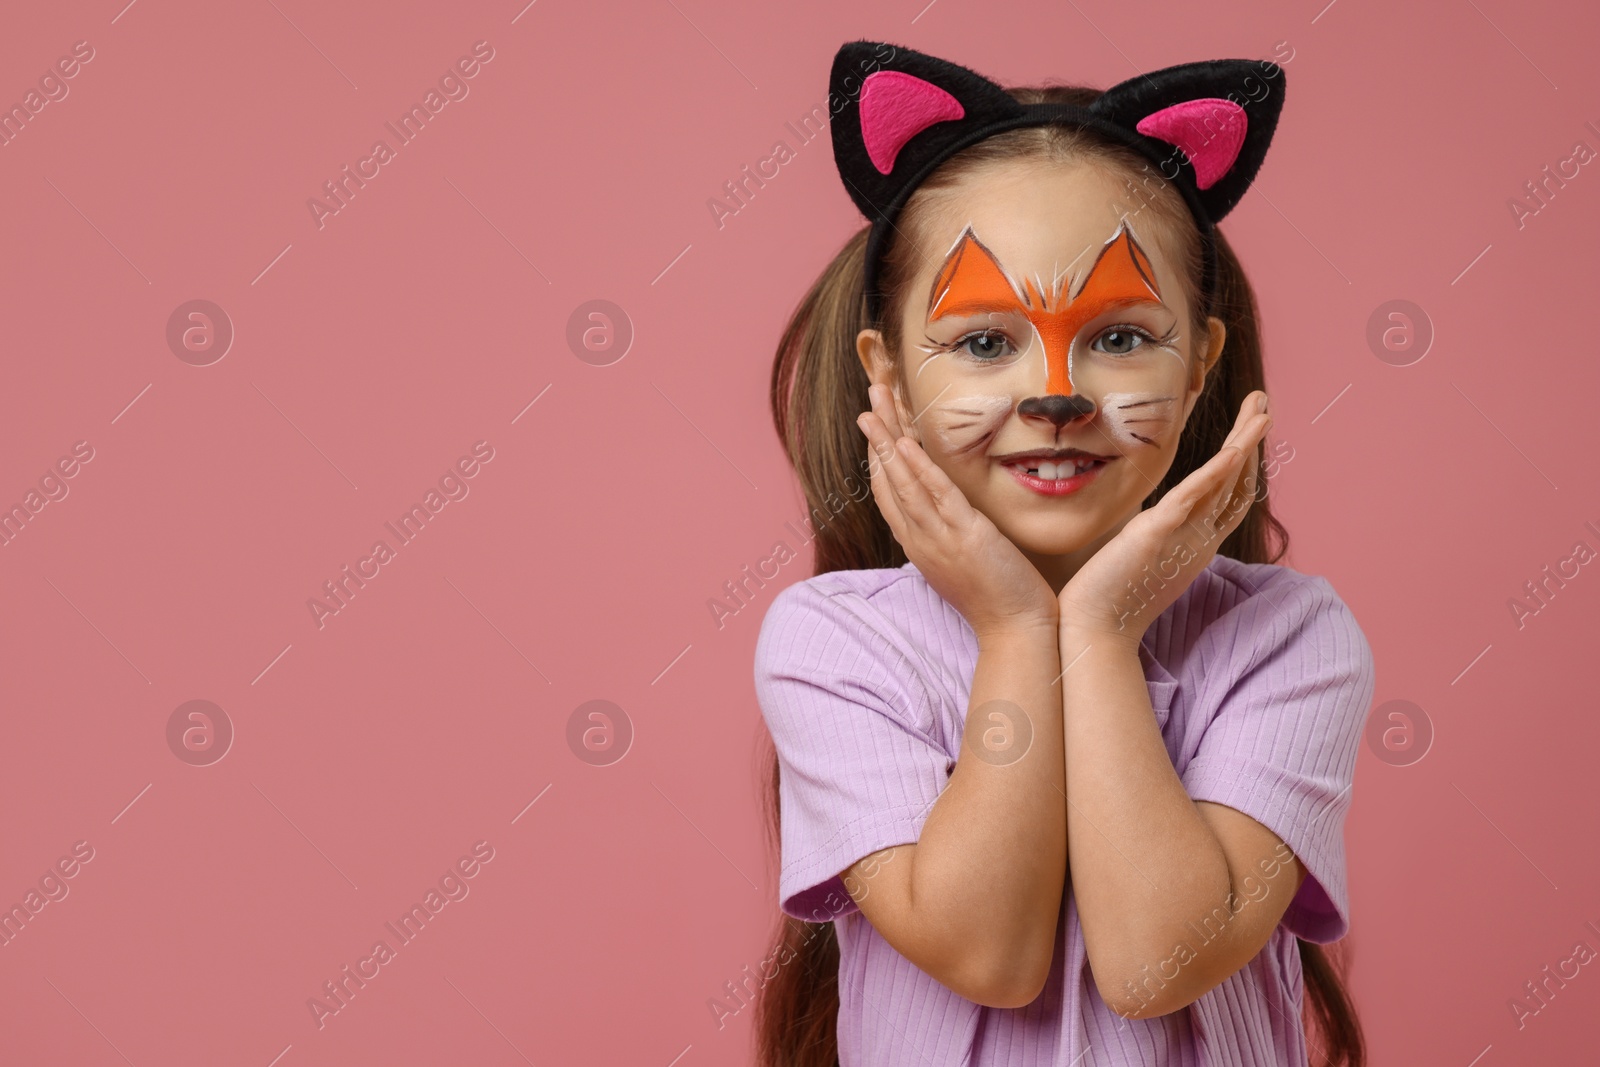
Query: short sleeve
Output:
[[1179, 573, 1375, 943], [754, 578, 957, 924]]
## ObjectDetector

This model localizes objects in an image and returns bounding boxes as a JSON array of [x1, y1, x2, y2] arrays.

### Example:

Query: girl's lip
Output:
[[1001, 458, 1109, 496]]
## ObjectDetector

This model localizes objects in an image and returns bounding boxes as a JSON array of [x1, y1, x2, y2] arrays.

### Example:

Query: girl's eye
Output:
[[1093, 326, 1153, 356], [954, 330, 1014, 360]]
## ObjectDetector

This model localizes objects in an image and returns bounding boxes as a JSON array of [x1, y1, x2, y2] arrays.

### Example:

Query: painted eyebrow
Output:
[[1077, 221, 1164, 304], [929, 291, 1166, 322], [926, 228, 1019, 322], [926, 222, 1168, 324], [1060, 292, 1167, 321], [934, 289, 1171, 323], [928, 298, 1026, 321]]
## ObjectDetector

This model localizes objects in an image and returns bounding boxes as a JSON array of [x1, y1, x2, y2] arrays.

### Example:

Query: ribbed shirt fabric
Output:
[[753, 554, 1375, 1067]]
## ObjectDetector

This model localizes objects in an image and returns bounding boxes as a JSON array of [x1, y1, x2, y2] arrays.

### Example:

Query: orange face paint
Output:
[[927, 221, 1166, 396]]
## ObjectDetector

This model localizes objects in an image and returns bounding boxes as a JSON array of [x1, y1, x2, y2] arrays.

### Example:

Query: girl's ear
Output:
[[1201, 316, 1226, 377], [855, 327, 920, 441]]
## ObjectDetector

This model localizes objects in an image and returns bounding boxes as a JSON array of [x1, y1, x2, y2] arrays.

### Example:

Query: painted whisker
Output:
[[929, 393, 1013, 454]]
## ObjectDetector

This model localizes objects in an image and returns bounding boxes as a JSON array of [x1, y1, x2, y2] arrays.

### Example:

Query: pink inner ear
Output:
[[1134, 98, 1248, 190], [859, 71, 966, 175]]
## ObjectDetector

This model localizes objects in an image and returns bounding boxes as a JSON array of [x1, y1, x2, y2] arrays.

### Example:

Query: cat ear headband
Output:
[[828, 41, 1286, 324]]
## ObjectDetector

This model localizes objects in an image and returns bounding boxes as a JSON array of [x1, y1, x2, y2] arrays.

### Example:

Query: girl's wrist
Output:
[[969, 607, 1061, 645], [1059, 620, 1144, 659]]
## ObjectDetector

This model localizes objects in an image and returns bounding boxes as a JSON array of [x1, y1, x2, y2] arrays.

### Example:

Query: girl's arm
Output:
[[847, 385, 1067, 1009], [1058, 392, 1301, 1017], [1057, 630, 1304, 1018], [845, 616, 1064, 1009]]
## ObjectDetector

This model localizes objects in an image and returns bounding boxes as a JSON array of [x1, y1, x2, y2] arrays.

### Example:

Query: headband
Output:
[[827, 41, 1286, 325]]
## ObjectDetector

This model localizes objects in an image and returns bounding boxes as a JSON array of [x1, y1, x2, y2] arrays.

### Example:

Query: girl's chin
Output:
[[990, 517, 1105, 559]]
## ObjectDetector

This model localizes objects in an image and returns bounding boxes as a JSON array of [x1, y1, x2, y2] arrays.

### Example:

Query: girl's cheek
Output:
[[927, 394, 1014, 456], [1097, 391, 1182, 450]]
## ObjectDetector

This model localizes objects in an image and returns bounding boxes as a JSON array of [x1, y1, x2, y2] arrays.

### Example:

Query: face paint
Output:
[[1098, 392, 1183, 450], [910, 217, 1191, 457], [926, 393, 1013, 455]]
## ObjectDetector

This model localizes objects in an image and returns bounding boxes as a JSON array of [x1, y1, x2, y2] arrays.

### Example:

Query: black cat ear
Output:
[[1087, 59, 1286, 224], [828, 41, 1023, 224], [827, 43, 1287, 322], [828, 44, 1286, 230]]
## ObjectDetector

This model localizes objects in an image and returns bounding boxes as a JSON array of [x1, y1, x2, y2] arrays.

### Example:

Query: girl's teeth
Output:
[[1023, 458, 1099, 479]]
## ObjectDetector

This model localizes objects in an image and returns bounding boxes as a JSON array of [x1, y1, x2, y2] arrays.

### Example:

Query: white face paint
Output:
[[1097, 392, 1183, 450], [924, 393, 1014, 455]]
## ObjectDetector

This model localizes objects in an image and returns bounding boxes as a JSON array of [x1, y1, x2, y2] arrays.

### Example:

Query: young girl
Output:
[[753, 42, 1373, 1067]]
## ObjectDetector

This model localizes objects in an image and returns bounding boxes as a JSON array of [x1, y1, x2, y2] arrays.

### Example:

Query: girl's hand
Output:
[[1058, 391, 1273, 651], [857, 383, 1058, 638]]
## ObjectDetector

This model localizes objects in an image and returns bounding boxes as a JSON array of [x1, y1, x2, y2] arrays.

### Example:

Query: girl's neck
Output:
[[1019, 509, 1138, 598]]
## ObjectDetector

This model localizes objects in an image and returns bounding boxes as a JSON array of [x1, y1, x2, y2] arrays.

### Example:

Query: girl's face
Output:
[[857, 158, 1225, 571]]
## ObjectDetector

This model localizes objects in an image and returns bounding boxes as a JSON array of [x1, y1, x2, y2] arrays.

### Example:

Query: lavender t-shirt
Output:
[[753, 554, 1375, 1066]]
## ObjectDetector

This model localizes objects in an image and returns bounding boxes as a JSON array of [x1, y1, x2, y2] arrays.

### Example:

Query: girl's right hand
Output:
[[856, 383, 1058, 639]]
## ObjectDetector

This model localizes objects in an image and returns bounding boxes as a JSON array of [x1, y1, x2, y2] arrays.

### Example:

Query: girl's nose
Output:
[[1017, 393, 1096, 428]]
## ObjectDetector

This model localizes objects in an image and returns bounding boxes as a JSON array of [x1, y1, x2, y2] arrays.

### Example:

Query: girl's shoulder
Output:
[[1153, 554, 1373, 690], [1186, 554, 1358, 624], [760, 563, 949, 630], [754, 563, 966, 680], [1194, 553, 1340, 607]]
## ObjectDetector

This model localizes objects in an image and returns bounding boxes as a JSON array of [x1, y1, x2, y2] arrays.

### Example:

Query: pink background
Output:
[[1, 0, 1596, 1063]]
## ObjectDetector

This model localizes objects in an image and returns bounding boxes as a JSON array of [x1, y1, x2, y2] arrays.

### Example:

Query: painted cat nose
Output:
[[1017, 394, 1096, 428]]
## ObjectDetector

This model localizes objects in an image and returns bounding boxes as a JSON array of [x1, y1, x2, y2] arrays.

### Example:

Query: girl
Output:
[[753, 42, 1374, 1067]]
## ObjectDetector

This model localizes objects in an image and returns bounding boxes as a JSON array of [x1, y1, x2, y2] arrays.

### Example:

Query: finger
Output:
[[858, 411, 907, 496], [1157, 411, 1268, 528], [1212, 409, 1270, 492], [1152, 455, 1250, 558], [1221, 391, 1269, 452], [897, 432, 973, 522], [1139, 394, 1271, 533], [856, 412, 914, 538], [869, 383, 909, 444], [887, 437, 946, 530], [851, 428, 928, 559], [1146, 404, 1270, 555], [1228, 414, 1274, 509], [1210, 458, 1259, 541], [1158, 435, 1250, 520], [859, 411, 938, 528], [1205, 415, 1272, 531]]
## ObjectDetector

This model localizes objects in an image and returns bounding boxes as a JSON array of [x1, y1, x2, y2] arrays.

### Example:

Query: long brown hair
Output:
[[756, 83, 1362, 1067]]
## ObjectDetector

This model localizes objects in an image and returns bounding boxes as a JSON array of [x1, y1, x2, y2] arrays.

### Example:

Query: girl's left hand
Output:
[[1057, 391, 1272, 650]]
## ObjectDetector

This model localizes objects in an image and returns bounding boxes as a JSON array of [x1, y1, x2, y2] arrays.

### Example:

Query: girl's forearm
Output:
[[905, 619, 1066, 1004], [1057, 631, 1232, 1010]]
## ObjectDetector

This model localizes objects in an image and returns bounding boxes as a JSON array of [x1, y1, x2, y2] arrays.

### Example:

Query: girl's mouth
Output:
[[997, 454, 1110, 496]]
